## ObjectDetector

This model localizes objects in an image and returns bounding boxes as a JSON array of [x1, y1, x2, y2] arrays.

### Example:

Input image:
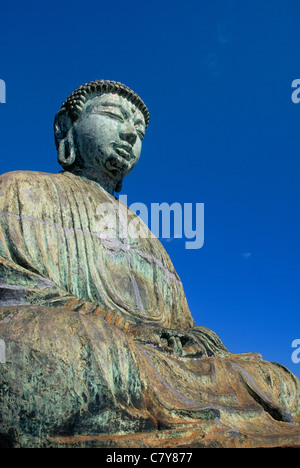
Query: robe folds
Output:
[[0, 170, 299, 448], [0, 170, 193, 330]]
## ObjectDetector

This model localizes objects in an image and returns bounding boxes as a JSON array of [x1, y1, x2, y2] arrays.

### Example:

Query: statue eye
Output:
[[91, 110, 124, 121], [101, 111, 124, 121], [137, 129, 145, 140]]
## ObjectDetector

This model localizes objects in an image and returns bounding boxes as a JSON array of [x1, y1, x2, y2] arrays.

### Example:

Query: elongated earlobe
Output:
[[57, 131, 76, 167]]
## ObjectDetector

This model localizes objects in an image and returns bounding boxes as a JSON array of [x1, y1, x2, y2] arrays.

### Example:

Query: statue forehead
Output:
[[83, 93, 146, 125]]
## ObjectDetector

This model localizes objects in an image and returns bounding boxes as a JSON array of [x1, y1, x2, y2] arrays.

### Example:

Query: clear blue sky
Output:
[[0, 0, 300, 377]]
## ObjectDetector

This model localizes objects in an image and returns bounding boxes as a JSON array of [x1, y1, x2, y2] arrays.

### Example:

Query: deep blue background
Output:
[[0, 0, 299, 377]]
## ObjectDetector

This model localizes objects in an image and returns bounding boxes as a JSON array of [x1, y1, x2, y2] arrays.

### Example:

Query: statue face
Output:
[[72, 93, 146, 181]]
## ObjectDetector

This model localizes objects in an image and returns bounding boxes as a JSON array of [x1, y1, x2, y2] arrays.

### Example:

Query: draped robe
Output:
[[0, 170, 299, 448]]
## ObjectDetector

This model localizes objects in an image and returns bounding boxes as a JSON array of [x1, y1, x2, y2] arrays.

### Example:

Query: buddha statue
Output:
[[0, 80, 299, 448]]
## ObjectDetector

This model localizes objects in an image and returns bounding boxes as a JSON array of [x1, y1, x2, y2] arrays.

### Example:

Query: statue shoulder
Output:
[[0, 171, 64, 215], [0, 170, 61, 192], [1, 170, 58, 183]]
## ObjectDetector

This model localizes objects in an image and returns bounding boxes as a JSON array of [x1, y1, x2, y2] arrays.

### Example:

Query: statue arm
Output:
[[0, 254, 228, 352], [126, 322, 231, 358], [0, 255, 258, 358], [0, 256, 71, 305], [0, 256, 132, 332]]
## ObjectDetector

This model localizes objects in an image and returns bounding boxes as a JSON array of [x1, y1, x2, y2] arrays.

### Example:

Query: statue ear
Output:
[[55, 110, 77, 168], [57, 129, 77, 168]]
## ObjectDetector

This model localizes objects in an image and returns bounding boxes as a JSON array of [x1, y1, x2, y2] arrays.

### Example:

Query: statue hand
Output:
[[126, 322, 205, 358]]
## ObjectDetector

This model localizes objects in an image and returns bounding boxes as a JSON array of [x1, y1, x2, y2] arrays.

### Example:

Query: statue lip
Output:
[[114, 143, 133, 161]]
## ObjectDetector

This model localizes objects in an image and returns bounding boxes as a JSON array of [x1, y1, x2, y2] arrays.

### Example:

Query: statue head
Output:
[[54, 80, 150, 193]]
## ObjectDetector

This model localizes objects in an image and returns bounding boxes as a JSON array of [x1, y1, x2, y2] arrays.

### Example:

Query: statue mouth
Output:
[[114, 143, 133, 161], [105, 152, 130, 178], [103, 143, 136, 178]]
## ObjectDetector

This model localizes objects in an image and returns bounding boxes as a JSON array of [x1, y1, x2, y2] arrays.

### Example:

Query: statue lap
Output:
[[0, 305, 299, 448]]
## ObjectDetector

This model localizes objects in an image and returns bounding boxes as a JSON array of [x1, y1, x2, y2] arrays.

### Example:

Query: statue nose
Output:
[[120, 125, 137, 146]]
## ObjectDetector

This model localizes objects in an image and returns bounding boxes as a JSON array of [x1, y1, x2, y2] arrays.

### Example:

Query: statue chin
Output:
[[104, 154, 131, 179], [0, 79, 299, 449]]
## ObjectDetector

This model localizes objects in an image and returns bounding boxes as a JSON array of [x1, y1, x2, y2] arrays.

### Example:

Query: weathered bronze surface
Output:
[[0, 80, 299, 448]]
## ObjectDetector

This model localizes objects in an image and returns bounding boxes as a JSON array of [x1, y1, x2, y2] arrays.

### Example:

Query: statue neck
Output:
[[69, 166, 118, 195]]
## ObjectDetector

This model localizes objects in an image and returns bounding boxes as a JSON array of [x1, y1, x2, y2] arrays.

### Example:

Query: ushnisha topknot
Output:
[[62, 80, 149, 123]]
